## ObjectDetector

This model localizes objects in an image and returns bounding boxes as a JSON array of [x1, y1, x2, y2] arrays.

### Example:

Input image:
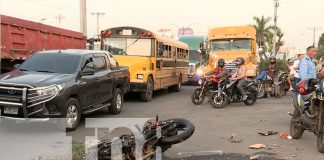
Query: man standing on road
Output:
[[299, 46, 317, 80], [290, 53, 304, 91]]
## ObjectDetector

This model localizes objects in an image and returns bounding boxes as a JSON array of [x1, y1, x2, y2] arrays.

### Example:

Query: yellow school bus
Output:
[[101, 26, 189, 102], [198, 26, 257, 77]]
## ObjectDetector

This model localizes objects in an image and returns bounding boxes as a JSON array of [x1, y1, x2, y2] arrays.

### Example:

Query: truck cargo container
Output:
[[0, 15, 86, 72]]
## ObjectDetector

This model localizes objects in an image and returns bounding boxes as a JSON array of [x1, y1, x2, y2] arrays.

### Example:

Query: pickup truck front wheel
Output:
[[65, 98, 81, 132], [109, 88, 123, 114], [140, 77, 154, 102]]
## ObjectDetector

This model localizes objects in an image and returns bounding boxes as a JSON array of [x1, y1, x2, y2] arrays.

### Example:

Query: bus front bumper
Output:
[[129, 82, 147, 92]]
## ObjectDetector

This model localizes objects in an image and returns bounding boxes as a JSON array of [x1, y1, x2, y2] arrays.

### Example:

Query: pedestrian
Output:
[[290, 53, 304, 91], [287, 59, 294, 90], [299, 46, 317, 80]]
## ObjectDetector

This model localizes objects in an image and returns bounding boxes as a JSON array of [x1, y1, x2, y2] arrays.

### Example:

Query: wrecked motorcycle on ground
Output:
[[290, 78, 324, 153], [254, 71, 290, 98], [83, 117, 195, 159], [210, 74, 258, 108]]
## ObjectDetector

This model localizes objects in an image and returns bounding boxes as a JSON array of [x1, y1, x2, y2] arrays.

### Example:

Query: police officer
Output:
[[299, 46, 317, 80]]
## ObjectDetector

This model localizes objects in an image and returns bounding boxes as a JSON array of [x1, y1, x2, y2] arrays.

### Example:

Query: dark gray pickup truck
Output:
[[0, 50, 129, 131]]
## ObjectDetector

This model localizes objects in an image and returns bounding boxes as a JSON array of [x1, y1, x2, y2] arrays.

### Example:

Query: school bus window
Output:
[[103, 38, 152, 56]]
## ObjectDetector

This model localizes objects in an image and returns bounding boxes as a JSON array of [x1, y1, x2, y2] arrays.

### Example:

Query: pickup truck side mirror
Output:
[[199, 41, 208, 55], [81, 68, 95, 76], [158, 42, 164, 56]]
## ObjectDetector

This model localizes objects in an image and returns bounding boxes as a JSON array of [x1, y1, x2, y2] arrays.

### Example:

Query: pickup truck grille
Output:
[[0, 83, 57, 118]]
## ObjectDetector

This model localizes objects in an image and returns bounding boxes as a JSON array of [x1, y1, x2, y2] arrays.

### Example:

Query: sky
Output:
[[1, 0, 324, 53]]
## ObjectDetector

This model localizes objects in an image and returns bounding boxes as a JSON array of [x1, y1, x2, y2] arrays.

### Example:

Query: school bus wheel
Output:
[[140, 76, 154, 102]]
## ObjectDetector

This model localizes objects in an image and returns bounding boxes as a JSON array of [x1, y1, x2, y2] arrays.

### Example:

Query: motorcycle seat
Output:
[[301, 93, 313, 101]]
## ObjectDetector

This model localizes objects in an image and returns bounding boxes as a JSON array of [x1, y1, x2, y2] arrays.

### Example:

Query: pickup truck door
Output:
[[93, 54, 114, 102], [79, 57, 100, 107]]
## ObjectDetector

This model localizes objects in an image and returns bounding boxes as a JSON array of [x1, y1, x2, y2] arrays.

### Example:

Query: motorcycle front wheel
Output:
[[290, 109, 305, 139], [160, 118, 195, 145], [256, 81, 266, 99], [210, 92, 228, 108], [317, 104, 324, 153], [191, 88, 205, 105]]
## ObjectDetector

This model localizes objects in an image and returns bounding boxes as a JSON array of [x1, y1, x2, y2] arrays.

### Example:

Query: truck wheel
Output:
[[109, 88, 123, 114], [169, 75, 182, 92], [65, 98, 81, 132], [140, 77, 154, 102]]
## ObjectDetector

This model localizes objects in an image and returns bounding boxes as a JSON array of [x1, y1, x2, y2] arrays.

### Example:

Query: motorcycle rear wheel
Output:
[[290, 110, 305, 139], [243, 94, 256, 106], [160, 118, 195, 145], [210, 92, 228, 108], [191, 88, 205, 105], [317, 105, 324, 153]]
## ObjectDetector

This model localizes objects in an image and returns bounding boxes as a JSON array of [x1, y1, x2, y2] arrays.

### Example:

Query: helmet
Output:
[[270, 56, 276, 64], [217, 58, 225, 67], [288, 59, 294, 64], [235, 57, 245, 65]]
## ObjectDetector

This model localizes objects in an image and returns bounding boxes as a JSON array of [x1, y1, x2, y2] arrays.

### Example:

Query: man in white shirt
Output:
[[291, 53, 304, 91]]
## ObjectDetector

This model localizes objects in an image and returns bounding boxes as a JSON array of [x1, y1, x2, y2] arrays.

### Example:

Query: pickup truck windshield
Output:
[[103, 38, 152, 56], [211, 39, 251, 51], [19, 53, 81, 74]]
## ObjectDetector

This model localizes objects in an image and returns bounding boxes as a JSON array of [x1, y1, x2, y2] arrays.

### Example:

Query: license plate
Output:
[[4, 107, 18, 115]]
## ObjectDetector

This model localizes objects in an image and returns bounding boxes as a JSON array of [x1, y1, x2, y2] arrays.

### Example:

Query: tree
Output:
[[317, 33, 324, 60], [252, 16, 273, 61], [266, 27, 285, 57]]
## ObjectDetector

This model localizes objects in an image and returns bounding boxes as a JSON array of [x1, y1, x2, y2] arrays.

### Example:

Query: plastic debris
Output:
[[280, 133, 292, 139], [258, 131, 278, 136], [249, 144, 266, 149]]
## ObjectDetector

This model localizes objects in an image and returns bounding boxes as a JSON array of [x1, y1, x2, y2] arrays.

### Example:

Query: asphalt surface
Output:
[[67, 86, 324, 160], [1, 86, 323, 160]]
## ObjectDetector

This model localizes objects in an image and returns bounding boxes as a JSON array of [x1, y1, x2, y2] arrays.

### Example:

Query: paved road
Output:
[[67, 86, 323, 160]]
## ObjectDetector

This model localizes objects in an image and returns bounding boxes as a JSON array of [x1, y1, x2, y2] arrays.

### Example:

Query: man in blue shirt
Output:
[[299, 46, 317, 80]]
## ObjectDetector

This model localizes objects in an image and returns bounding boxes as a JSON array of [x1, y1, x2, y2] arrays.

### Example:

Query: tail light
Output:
[[141, 32, 152, 37], [101, 30, 112, 37]]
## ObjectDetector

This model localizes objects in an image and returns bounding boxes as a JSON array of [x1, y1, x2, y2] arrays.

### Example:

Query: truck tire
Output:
[[140, 77, 154, 102], [65, 98, 81, 132], [109, 88, 123, 114], [169, 75, 182, 92]]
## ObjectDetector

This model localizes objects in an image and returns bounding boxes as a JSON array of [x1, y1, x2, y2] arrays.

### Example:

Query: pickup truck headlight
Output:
[[137, 74, 144, 80], [36, 84, 64, 96]]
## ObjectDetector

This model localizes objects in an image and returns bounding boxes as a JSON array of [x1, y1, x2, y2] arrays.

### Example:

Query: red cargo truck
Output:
[[0, 15, 86, 72]]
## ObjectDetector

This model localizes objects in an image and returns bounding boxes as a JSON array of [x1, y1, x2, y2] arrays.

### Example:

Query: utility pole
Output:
[[307, 27, 322, 47], [55, 14, 65, 26], [272, 0, 279, 57], [90, 12, 105, 36], [80, 0, 87, 36]]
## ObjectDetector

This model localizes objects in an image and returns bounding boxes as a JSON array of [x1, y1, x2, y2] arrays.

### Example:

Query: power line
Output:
[[307, 27, 322, 46]]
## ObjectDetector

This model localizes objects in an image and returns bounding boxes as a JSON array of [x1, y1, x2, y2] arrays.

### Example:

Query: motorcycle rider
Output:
[[208, 58, 228, 86], [231, 57, 248, 100], [268, 56, 280, 96]]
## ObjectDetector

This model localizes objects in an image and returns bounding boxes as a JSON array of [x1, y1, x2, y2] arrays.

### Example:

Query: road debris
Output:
[[280, 133, 292, 139], [258, 131, 278, 136], [229, 134, 242, 143], [249, 144, 266, 149]]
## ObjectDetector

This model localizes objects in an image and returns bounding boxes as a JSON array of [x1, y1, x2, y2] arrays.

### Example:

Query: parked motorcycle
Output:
[[191, 76, 217, 105], [83, 116, 195, 159], [210, 74, 258, 108], [290, 78, 324, 153], [255, 71, 290, 98]]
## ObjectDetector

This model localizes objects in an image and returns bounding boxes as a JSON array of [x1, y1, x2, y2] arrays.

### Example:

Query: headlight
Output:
[[137, 74, 144, 80], [198, 79, 203, 85], [196, 69, 203, 76], [36, 85, 64, 96]]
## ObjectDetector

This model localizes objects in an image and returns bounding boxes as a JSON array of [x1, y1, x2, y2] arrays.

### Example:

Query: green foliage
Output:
[[317, 33, 324, 60], [258, 59, 289, 73]]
